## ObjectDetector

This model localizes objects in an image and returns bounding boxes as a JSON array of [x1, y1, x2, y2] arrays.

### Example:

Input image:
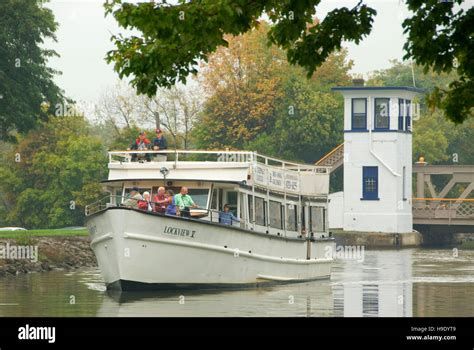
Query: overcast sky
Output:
[[44, 0, 413, 106]]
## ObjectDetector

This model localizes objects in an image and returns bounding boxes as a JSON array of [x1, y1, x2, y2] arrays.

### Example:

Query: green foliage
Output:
[[106, 125, 143, 150], [368, 60, 474, 165], [192, 23, 287, 150], [0, 0, 64, 141], [246, 76, 343, 163], [269, 3, 375, 79], [403, 0, 473, 123], [367, 59, 455, 91], [0, 116, 108, 229], [192, 23, 349, 163], [105, 0, 472, 125], [104, 0, 375, 95], [413, 111, 450, 164]]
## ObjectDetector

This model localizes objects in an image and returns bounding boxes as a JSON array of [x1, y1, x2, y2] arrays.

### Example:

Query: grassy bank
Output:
[[0, 229, 88, 239], [459, 241, 474, 250]]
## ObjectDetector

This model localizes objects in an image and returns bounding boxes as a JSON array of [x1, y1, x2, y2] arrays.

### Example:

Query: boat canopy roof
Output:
[[107, 150, 331, 196]]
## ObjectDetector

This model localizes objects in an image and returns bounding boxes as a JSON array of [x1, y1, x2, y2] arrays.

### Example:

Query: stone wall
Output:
[[0, 237, 97, 277], [331, 229, 423, 248]]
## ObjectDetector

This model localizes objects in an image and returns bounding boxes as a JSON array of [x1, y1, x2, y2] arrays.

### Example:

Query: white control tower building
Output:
[[332, 84, 423, 233]]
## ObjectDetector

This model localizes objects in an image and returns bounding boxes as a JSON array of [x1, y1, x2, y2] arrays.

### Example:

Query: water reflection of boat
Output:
[[97, 281, 334, 317], [104, 286, 271, 304], [85, 150, 335, 291]]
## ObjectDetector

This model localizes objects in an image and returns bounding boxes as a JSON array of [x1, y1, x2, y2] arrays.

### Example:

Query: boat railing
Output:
[[85, 194, 243, 227], [85, 195, 123, 216], [108, 149, 330, 174]]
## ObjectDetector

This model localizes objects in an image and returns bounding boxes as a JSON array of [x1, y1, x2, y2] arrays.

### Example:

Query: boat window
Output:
[[248, 195, 253, 223], [255, 197, 266, 226], [286, 203, 297, 231], [225, 190, 238, 215], [218, 189, 223, 210], [269, 200, 283, 229], [310, 206, 326, 233], [211, 188, 218, 210], [240, 193, 246, 222], [115, 189, 123, 203], [188, 189, 210, 208]]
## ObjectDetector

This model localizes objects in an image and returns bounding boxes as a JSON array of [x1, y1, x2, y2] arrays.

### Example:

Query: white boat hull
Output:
[[86, 208, 335, 290]]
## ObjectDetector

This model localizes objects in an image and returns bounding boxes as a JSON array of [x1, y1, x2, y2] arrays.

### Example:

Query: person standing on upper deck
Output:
[[175, 187, 197, 217], [152, 129, 167, 150], [128, 131, 151, 162]]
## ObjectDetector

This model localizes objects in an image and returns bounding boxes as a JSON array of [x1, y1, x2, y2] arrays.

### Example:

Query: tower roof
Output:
[[332, 86, 425, 93]]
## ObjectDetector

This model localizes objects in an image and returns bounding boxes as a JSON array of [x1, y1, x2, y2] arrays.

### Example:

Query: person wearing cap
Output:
[[122, 187, 143, 209], [219, 204, 240, 225], [128, 131, 151, 162], [152, 128, 167, 150]]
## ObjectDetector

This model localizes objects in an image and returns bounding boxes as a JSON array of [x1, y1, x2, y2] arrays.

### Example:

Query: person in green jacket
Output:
[[174, 187, 198, 217]]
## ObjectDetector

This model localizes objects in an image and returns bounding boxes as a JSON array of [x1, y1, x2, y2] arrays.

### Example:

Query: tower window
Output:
[[362, 166, 379, 200], [398, 99, 404, 130], [352, 98, 367, 130], [375, 98, 390, 130], [405, 100, 411, 131]]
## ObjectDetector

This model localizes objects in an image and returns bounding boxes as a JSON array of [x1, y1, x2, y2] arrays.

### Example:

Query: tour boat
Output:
[[85, 150, 335, 290]]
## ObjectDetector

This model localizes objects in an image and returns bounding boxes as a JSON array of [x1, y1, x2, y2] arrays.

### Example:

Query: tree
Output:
[[0, 116, 108, 229], [0, 0, 64, 142], [247, 77, 343, 163], [412, 110, 451, 164], [104, 0, 374, 92], [367, 59, 455, 90], [367, 60, 474, 165], [402, 0, 473, 123], [104, 0, 471, 124], [94, 82, 141, 137], [93, 82, 201, 150], [193, 22, 349, 163], [138, 87, 201, 149], [193, 23, 287, 150]]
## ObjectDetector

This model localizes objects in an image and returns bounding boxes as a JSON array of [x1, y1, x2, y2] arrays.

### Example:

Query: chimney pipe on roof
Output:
[[352, 78, 365, 87]]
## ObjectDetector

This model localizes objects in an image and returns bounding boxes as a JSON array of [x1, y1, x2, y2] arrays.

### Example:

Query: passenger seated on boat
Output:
[[127, 131, 151, 162], [122, 187, 143, 209], [153, 186, 168, 213], [175, 187, 197, 218], [219, 204, 240, 226], [138, 191, 154, 212], [165, 190, 179, 216], [152, 129, 167, 150]]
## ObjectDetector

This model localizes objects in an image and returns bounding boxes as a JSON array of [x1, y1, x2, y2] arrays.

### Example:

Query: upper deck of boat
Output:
[[107, 150, 331, 196]]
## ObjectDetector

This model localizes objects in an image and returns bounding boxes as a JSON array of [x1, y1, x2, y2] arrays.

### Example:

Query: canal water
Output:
[[0, 248, 473, 317]]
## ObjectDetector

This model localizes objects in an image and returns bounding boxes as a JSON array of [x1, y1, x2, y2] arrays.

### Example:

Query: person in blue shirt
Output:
[[165, 190, 179, 216], [219, 204, 240, 225], [152, 128, 168, 150]]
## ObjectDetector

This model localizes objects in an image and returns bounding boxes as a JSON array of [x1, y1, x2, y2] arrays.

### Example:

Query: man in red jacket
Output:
[[128, 131, 151, 162], [153, 186, 168, 213]]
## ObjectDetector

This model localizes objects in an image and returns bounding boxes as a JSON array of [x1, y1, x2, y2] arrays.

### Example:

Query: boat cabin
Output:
[[88, 150, 331, 239]]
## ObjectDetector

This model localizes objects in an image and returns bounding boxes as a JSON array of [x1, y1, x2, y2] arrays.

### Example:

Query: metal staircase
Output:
[[315, 143, 344, 173]]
